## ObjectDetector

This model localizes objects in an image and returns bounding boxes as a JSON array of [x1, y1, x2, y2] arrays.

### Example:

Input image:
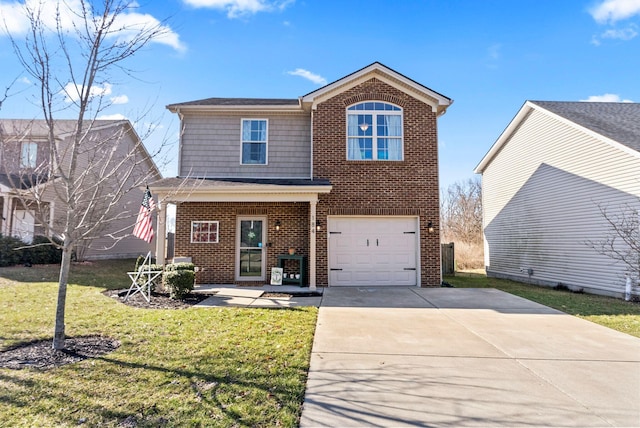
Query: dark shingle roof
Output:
[[0, 174, 51, 189], [531, 101, 640, 152], [167, 98, 300, 108]]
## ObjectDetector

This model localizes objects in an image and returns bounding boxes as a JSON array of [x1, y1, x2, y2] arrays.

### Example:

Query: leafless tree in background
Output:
[[440, 178, 483, 269], [1, 0, 173, 349]]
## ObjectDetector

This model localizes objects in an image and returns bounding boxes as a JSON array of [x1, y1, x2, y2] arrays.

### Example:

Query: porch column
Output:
[[309, 199, 317, 291], [3, 196, 13, 236], [1, 196, 9, 235], [155, 201, 166, 265]]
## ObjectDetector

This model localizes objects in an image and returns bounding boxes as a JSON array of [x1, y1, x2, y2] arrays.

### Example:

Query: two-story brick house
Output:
[[151, 63, 452, 288]]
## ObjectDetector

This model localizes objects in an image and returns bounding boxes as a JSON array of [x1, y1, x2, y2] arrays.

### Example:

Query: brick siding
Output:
[[175, 202, 309, 284], [313, 77, 441, 286]]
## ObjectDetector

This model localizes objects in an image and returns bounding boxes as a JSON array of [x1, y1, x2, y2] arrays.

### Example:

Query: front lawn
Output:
[[447, 271, 640, 338], [0, 260, 317, 427]]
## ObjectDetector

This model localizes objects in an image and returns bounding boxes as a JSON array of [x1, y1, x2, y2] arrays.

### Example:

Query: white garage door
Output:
[[328, 217, 418, 286]]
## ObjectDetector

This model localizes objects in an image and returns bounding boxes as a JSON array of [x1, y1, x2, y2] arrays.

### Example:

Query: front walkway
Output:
[[193, 284, 322, 308], [300, 287, 640, 427]]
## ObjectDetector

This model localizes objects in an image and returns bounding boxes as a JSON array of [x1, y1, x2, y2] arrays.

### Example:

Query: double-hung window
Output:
[[347, 102, 403, 161], [241, 119, 267, 165], [21, 142, 37, 168]]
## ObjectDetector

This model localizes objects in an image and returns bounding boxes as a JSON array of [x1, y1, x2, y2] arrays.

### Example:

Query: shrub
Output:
[[0, 235, 25, 267], [30, 236, 63, 264], [165, 262, 195, 272], [164, 269, 195, 299]]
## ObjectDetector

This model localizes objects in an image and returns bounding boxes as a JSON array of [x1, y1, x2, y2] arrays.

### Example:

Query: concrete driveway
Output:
[[300, 287, 640, 427]]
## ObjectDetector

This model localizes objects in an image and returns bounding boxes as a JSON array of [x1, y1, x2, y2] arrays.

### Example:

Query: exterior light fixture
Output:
[[428, 221, 435, 234], [275, 220, 281, 231], [316, 220, 322, 231]]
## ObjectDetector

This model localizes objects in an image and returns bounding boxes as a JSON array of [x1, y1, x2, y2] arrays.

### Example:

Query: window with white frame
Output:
[[21, 142, 37, 168], [241, 119, 267, 165], [347, 102, 403, 160], [191, 221, 219, 243]]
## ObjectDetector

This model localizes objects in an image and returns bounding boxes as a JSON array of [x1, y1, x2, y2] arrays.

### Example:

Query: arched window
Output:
[[346, 102, 403, 161]]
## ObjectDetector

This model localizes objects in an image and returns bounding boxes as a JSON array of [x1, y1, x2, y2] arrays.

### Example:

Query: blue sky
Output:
[[0, 0, 639, 189]]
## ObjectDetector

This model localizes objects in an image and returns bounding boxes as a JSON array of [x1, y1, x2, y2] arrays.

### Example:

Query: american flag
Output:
[[133, 186, 156, 243]]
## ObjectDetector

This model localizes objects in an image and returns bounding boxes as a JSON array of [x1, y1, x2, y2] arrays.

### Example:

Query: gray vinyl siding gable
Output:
[[179, 112, 311, 178], [482, 108, 640, 297], [47, 124, 159, 260]]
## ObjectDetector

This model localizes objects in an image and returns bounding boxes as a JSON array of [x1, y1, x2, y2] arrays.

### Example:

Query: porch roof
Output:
[[149, 177, 332, 203]]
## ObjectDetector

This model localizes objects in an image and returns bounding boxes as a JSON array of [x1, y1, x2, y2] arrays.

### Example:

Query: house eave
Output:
[[474, 101, 535, 174], [150, 179, 332, 203], [167, 104, 304, 114]]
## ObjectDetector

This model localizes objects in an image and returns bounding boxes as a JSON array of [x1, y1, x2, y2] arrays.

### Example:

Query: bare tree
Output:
[[2, 0, 173, 349], [440, 177, 483, 244], [587, 202, 640, 298]]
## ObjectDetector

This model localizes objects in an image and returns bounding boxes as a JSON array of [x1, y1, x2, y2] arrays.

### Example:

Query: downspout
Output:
[[310, 106, 314, 180], [176, 108, 184, 177]]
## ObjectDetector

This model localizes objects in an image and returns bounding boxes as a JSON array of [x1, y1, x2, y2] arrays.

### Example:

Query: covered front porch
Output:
[[150, 178, 332, 290]]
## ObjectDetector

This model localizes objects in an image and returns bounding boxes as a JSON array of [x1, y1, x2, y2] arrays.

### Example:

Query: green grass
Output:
[[0, 260, 317, 427], [447, 272, 640, 338]]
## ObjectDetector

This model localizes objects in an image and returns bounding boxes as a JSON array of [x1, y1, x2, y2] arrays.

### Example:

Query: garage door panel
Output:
[[328, 217, 418, 287]]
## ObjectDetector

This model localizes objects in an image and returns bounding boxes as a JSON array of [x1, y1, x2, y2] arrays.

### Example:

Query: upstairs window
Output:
[[241, 119, 267, 165], [347, 102, 403, 161], [21, 142, 37, 168]]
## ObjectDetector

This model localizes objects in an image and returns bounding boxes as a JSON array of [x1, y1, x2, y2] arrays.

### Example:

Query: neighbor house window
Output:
[[21, 142, 37, 168], [347, 102, 403, 160], [241, 119, 267, 165], [191, 221, 219, 243]]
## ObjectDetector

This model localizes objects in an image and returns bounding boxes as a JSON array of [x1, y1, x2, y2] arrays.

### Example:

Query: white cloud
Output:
[[18, 76, 31, 85], [62, 82, 112, 103], [590, 0, 640, 24], [580, 93, 634, 102], [110, 94, 129, 105], [287, 68, 327, 85], [182, 0, 293, 18], [97, 113, 127, 120], [601, 25, 638, 39], [0, 0, 185, 51]]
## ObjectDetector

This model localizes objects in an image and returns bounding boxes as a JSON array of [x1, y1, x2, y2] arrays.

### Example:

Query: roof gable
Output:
[[475, 101, 640, 173], [301, 62, 452, 115]]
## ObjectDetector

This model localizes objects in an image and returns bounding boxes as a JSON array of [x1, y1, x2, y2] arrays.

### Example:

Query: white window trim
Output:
[[346, 103, 404, 161], [240, 118, 269, 165], [190, 220, 219, 243], [21, 142, 37, 168]]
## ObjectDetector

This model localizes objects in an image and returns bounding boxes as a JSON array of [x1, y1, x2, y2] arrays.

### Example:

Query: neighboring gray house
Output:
[[0, 119, 161, 260], [475, 101, 640, 298]]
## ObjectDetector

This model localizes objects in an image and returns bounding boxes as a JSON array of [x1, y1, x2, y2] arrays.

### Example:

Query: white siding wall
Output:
[[482, 108, 640, 296], [179, 112, 311, 178]]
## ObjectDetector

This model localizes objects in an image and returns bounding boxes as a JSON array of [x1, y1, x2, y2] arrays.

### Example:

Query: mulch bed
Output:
[[0, 336, 120, 370], [102, 288, 211, 309], [0, 289, 214, 371]]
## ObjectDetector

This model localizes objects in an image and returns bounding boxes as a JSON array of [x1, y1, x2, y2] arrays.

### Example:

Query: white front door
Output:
[[328, 216, 418, 286], [236, 217, 266, 281]]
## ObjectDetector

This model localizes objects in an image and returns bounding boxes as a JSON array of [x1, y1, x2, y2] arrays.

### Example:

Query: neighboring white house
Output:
[[475, 101, 640, 298]]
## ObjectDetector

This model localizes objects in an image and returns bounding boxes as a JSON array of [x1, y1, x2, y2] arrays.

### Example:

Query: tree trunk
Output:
[[52, 247, 73, 350]]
